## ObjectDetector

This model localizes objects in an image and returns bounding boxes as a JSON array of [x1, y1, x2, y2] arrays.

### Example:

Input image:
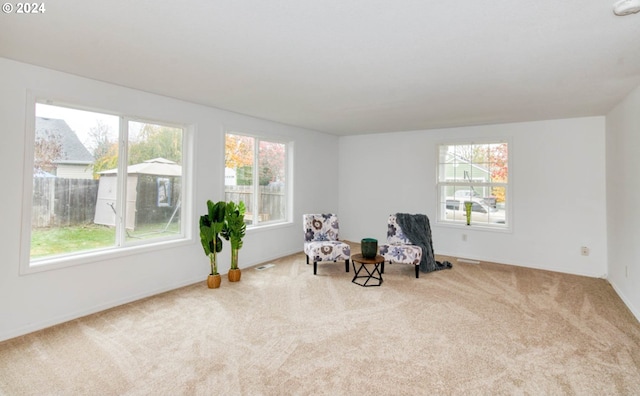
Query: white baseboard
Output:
[[0, 276, 203, 343], [608, 279, 640, 324]]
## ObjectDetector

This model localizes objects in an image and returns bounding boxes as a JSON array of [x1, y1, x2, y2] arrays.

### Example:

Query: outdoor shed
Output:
[[94, 158, 181, 230]]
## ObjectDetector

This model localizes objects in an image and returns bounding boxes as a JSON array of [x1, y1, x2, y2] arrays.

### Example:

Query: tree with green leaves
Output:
[[88, 120, 118, 178], [128, 123, 182, 165], [89, 121, 183, 178]]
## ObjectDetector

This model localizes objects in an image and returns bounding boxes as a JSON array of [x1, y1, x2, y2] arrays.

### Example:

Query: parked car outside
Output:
[[454, 190, 479, 201], [454, 190, 496, 208], [444, 197, 505, 224]]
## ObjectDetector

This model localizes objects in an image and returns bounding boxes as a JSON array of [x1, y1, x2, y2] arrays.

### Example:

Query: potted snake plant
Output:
[[199, 200, 226, 288], [222, 201, 246, 282]]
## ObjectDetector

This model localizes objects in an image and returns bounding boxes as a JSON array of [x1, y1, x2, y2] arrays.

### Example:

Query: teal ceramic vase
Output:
[[361, 238, 378, 259]]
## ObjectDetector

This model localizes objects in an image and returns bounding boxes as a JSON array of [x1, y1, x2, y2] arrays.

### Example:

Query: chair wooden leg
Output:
[[345, 259, 349, 272], [415, 265, 419, 278], [313, 261, 317, 275]]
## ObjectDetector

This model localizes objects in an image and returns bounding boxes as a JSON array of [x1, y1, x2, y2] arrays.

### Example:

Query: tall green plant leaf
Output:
[[223, 201, 246, 250], [199, 200, 227, 274]]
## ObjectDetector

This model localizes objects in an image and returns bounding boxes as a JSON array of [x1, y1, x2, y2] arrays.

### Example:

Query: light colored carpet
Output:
[[1, 245, 639, 395]]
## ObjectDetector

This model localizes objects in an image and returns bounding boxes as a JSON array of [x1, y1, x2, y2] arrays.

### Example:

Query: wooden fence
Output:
[[32, 180, 282, 228], [225, 185, 285, 222], [32, 178, 99, 228]]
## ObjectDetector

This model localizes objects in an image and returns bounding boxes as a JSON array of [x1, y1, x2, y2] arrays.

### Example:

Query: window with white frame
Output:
[[225, 132, 288, 226], [24, 101, 188, 267], [437, 141, 509, 228]]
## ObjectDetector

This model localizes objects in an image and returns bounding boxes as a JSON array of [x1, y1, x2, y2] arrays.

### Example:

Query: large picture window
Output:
[[225, 133, 288, 226], [25, 101, 188, 268], [437, 141, 509, 229]]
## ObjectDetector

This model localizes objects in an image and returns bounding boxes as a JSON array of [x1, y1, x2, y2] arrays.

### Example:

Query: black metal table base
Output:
[[352, 262, 383, 287]]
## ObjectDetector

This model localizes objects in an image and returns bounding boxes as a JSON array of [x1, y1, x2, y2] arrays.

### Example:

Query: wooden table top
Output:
[[351, 253, 384, 264]]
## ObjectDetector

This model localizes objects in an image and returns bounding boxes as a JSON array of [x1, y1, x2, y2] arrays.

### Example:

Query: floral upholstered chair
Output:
[[379, 214, 423, 278], [303, 214, 351, 275]]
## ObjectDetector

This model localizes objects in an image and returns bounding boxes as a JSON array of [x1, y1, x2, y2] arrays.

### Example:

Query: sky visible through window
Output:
[[36, 103, 119, 152]]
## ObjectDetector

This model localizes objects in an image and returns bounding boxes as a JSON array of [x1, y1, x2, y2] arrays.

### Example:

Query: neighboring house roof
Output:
[[35, 117, 94, 165], [100, 158, 182, 177], [444, 152, 490, 178]]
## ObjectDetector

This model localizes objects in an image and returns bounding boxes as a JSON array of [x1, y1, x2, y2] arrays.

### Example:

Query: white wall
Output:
[[338, 118, 608, 278], [0, 58, 339, 341], [606, 85, 640, 321]]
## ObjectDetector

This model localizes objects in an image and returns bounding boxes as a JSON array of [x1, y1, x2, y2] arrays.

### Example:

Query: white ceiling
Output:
[[2, 0, 640, 135]]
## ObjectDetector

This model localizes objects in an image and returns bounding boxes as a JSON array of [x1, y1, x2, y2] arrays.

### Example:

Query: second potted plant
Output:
[[222, 201, 246, 282]]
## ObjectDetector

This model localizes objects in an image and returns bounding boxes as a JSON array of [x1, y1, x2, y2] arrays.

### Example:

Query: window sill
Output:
[[434, 221, 512, 234], [247, 220, 294, 233], [21, 236, 193, 275]]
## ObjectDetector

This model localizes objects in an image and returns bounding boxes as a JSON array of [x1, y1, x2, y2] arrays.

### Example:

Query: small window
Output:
[[25, 101, 189, 267], [225, 132, 289, 226], [437, 142, 509, 228]]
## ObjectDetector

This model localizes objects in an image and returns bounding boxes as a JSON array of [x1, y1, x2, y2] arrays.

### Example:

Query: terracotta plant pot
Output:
[[228, 268, 242, 282], [207, 274, 222, 289]]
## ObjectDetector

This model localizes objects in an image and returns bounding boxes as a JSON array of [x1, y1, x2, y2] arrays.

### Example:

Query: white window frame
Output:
[[436, 139, 511, 231], [19, 95, 194, 274], [224, 131, 291, 228]]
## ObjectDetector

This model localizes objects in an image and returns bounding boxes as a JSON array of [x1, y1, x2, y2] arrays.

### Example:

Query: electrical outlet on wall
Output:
[[581, 246, 590, 256]]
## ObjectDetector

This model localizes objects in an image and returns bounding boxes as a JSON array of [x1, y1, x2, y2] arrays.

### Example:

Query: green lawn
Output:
[[30, 222, 181, 258]]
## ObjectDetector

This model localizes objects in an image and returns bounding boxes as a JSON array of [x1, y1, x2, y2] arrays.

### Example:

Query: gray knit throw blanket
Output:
[[395, 213, 452, 273]]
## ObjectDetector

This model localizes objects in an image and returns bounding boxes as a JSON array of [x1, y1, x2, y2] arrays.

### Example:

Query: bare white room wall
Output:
[[0, 57, 340, 341], [606, 84, 640, 321], [338, 117, 608, 278]]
